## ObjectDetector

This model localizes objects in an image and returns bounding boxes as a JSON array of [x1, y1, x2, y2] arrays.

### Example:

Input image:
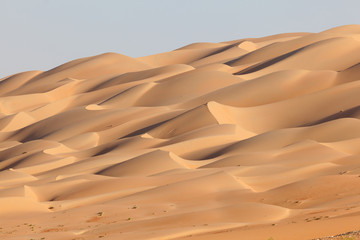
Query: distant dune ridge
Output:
[[1, 25, 360, 240]]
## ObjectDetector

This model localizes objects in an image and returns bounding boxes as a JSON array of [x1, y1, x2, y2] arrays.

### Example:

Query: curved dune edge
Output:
[[1, 25, 360, 240]]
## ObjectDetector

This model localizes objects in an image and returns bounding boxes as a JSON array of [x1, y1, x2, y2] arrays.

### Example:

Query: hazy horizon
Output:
[[1, 0, 359, 78]]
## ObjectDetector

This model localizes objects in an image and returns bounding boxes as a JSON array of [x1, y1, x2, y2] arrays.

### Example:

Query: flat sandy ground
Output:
[[1, 25, 360, 240]]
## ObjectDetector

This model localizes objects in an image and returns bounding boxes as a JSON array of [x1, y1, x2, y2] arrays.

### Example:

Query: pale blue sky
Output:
[[1, 0, 359, 78]]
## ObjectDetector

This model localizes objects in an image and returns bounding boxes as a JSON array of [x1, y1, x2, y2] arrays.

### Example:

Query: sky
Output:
[[1, 0, 359, 78]]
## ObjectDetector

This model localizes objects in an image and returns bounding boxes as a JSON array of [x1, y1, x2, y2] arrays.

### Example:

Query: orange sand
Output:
[[1, 25, 360, 240]]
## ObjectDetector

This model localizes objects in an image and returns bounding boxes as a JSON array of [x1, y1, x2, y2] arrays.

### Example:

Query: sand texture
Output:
[[1, 25, 360, 240]]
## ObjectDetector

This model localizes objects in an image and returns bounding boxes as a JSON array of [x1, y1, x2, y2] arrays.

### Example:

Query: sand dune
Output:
[[1, 25, 360, 240]]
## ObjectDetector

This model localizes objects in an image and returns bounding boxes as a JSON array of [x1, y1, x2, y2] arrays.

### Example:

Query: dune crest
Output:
[[1, 25, 360, 240]]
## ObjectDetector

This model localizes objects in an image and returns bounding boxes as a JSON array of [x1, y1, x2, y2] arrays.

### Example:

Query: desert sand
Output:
[[1, 25, 360, 240]]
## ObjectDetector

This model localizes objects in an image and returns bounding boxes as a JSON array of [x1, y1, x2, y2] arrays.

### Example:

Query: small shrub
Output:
[[342, 236, 355, 240]]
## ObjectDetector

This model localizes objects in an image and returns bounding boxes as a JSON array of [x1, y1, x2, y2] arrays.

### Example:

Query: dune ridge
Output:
[[1, 25, 360, 240]]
